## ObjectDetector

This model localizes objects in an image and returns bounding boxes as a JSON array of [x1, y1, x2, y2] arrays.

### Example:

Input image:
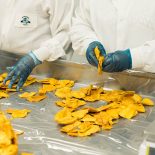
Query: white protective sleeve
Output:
[[70, 0, 99, 55], [130, 40, 155, 73], [33, 0, 74, 62]]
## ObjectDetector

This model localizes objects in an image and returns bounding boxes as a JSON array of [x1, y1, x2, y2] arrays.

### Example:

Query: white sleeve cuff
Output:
[[33, 40, 66, 62], [130, 46, 146, 69]]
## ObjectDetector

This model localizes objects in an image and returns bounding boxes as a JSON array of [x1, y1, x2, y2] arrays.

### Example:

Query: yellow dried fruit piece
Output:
[[84, 93, 100, 102], [0, 112, 18, 155], [106, 109, 120, 119], [43, 84, 56, 92], [0, 76, 3, 82], [23, 78, 36, 87], [6, 109, 31, 118], [55, 100, 66, 107], [57, 98, 86, 109], [86, 107, 99, 113], [78, 125, 100, 137], [55, 87, 71, 98], [21, 153, 33, 155], [0, 145, 18, 155], [94, 112, 112, 126], [1, 73, 8, 78], [71, 90, 86, 99], [121, 97, 135, 106], [102, 124, 113, 130], [37, 78, 58, 85], [61, 121, 81, 133], [97, 102, 120, 112], [55, 108, 77, 125], [0, 131, 11, 145], [80, 85, 93, 96], [26, 94, 47, 102], [135, 104, 145, 113], [0, 91, 9, 98], [71, 109, 88, 119], [94, 46, 104, 74], [82, 114, 96, 122], [38, 84, 56, 95], [56, 80, 74, 88], [19, 92, 36, 98], [119, 104, 137, 119], [132, 94, 142, 103], [142, 98, 154, 106], [38, 87, 47, 95]]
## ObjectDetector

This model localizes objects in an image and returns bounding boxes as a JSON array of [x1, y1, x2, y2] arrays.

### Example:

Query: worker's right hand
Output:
[[86, 41, 106, 67]]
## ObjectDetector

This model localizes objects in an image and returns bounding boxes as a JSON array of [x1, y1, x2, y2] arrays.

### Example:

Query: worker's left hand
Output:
[[102, 49, 132, 72], [4, 52, 42, 91]]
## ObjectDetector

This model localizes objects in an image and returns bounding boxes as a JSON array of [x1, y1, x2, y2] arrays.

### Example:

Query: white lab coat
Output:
[[0, 0, 73, 61], [71, 0, 155, 73]]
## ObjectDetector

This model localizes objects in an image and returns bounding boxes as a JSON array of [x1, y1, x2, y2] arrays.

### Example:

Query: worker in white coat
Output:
[[2, 0, 73, 91], [71, 0, 155, 73]]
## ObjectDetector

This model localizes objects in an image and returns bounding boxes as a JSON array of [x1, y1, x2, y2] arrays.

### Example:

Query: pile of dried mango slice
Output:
[[54, 85, 154, 137], [0, 72, 154, 139], [0, 112, 18, 155]]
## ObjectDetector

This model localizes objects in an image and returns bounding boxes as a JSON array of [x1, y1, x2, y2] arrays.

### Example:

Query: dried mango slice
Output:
[[26, 94, 46, 102], [0, 131, 11, 145], [23, 78, 36, 87], [97, 102, 120, 112], [119, 104, 137, 119], [71, 90, 86, 99], [94, 46, 104, 74], [79, 85, 93, 96], [6, 109, 31, 118], [121, 97, 135, 106], [78, 122, 92, 133], [61, 121, 81, 133], [142, 98, 154, 106], [0, 112, 18, 155], [38, 87, 47, 95], [55, 80, 74, 89], [37, 78, 58, 85], [21, 153, 33, 155], [135, 104, 145, 113], [0, 91, 9, 98], [106, 109, 120, 119], [132, 94, 142, 103], [78, 125, 100, 137], [71, 109, 88, 119], [102, 124, 112, 130], [84, 93, 100, 102], [94, 112, 112, 126], [19, 92, 36, 98], [82, 114, 96, 122], [55, 108, 77, 125], [43, 84, 56, 92], [0, 145, 18, 155], [58, 98, 86, 109], [1, 73, 8, 78], [38, 84, 56, 95], [0, 76, 3, 82], [55, 87, 71, 98]]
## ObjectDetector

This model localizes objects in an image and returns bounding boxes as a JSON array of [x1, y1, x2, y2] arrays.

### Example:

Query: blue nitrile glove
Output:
[[102, 49, 132, 72], [86, 41, 106, 67], [4, 52, 42, 91]]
